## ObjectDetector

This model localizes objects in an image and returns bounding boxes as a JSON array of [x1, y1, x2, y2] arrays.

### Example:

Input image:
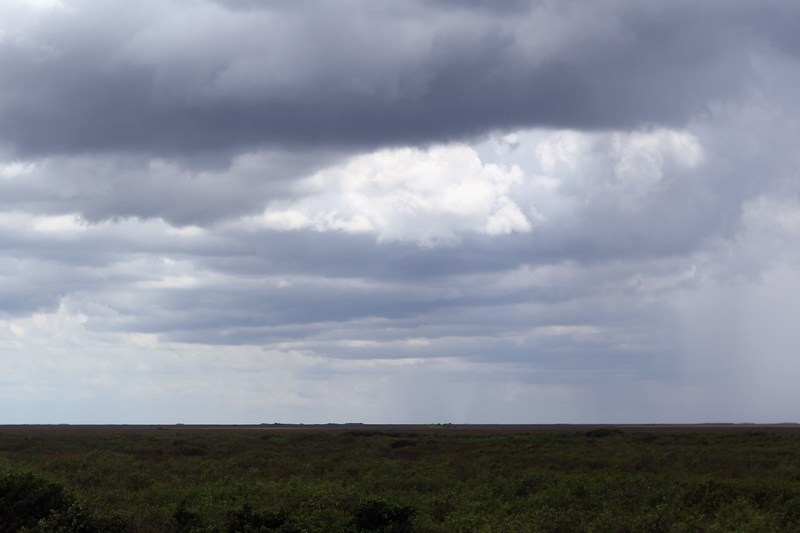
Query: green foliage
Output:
[[226, 503, 288, 532], [172, 500, 205, 533], [351, 498, 415, 532], [0, 472, 125, 533], [2, 428, 800, 531], [36, 500, 128, 533], [0, 472, 70, 533]]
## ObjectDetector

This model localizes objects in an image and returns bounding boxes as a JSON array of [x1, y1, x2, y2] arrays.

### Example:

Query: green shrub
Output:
[[226, 503, 287, 532], [36, 500, 128, 533], [172, 500, 205, 533], [681, 478, 737, 514], [352, 498, 415, 532], [0, 472, 71, 533]]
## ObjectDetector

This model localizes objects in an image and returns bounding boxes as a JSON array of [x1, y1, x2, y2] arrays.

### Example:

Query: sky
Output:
[[1, 0, 799, 424]]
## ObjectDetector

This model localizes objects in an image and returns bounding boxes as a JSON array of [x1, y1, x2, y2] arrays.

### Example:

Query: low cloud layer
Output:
[[1, 0, 799, 423]]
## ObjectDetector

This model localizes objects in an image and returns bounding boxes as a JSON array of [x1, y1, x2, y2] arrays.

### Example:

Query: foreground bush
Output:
[[0, 472, 126, 533], [0, 473, 70, 532]]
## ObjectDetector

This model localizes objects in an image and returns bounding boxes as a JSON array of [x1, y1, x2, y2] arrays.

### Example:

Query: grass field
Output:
[[2, 424, 800, 532]]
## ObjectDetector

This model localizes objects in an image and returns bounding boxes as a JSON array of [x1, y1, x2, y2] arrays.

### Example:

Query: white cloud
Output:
[[0, 212, 86, 237], [504, 127, 704, 208], [0, 161, 36, 179], [251, 144, 531, 245]]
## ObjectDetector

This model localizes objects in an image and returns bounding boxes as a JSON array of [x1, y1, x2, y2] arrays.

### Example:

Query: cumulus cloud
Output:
[[251, 145, 530, 244]]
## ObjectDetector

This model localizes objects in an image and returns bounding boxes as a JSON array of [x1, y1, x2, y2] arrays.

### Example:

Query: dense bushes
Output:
[[3, 429, 800, 531], [351, 499, 415, 532], [0, 472, 125, 533], [37, 500, 128, 533], [172, 501, 290, 533], [170, 498, 414, 532], [0, 473, 70, 532], [226, 503, 288, 532]]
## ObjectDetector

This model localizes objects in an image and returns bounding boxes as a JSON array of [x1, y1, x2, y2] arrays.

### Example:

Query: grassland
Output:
[[2, 424, 800, 531]]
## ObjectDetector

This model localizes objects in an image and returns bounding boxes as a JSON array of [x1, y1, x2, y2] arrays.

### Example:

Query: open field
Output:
[[2, 424, 800, 531]]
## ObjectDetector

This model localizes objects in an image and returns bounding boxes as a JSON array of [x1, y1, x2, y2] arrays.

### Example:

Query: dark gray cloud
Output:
[[1, 0, 795, 159], [0, 148, 345, 225]]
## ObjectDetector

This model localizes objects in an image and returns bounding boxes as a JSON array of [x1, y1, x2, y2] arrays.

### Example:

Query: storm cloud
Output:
[[1, 0, 799, 424], [2, 0, 796, 158]]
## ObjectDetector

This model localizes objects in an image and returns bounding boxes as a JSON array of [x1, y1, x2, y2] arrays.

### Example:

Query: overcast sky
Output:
[[1, 0, 799, 424]]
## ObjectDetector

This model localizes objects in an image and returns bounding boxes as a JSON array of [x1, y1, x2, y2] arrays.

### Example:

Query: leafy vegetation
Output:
[[1, 427, 800, 531]]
